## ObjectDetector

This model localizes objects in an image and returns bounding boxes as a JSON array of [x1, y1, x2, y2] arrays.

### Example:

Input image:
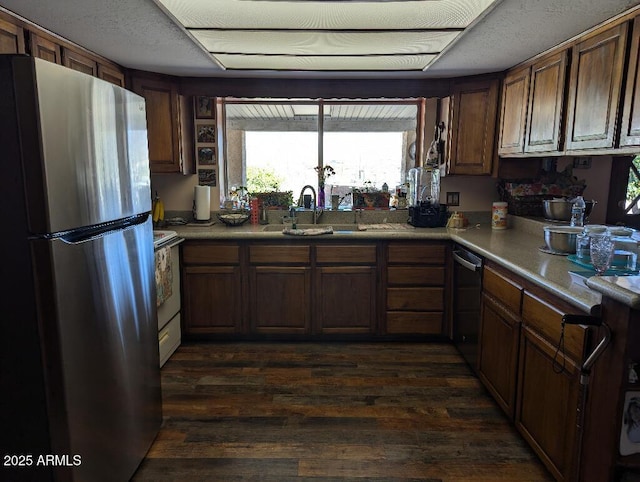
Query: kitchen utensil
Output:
[[543, 225, 583, 254]]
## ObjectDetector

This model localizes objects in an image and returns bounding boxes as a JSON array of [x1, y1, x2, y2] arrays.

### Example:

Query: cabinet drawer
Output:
[[522, 292, 589, 361], [387, 287, 444, 311], [387, 266, 445, 286], [483, 265, 522, 314], [250, 245, 311, 264], [386, 312, 443, 334], [183, 243, 240, 264], [316, 245, 376, 264], [387, 243, 446, 265], [159, 313, 181, 368]]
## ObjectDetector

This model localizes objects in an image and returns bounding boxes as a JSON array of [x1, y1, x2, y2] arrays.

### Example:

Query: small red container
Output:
[[249, 198, 259, 224]]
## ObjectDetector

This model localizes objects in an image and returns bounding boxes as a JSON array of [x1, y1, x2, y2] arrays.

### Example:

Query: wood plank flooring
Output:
[[133, 342, 553, 481]]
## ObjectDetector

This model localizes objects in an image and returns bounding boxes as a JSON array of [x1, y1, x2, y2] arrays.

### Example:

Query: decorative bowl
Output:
[[217, 211, 250, 226]]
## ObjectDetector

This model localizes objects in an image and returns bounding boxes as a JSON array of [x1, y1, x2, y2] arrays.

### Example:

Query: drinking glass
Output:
[[590, 235, 615, 276]]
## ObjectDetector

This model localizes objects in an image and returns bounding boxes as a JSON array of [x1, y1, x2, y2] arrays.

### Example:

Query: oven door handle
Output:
[[452, 250, 482, 272]]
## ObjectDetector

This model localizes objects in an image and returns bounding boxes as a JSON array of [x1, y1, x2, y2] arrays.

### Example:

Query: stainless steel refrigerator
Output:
[[0, 56, 161, 481]]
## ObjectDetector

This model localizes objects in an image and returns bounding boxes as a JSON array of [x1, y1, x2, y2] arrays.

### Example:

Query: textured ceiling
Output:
[[0, 0, 639, 78]]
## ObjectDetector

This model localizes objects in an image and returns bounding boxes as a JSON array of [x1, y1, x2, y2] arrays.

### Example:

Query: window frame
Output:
[[221, 97, 426, 203]]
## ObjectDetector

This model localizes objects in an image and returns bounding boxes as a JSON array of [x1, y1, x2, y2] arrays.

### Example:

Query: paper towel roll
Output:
[[194, 185, 211, 220]]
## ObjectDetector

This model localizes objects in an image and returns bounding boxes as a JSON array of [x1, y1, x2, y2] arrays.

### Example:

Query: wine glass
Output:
[[590, 235, 615, 276]]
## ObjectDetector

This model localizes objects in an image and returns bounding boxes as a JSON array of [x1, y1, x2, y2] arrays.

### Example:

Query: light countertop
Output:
[[167, 214, 640, 313]]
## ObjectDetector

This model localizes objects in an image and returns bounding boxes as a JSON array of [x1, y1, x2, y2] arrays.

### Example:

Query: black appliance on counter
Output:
[[452, 244, 483, 371], [408, 202, 448, 227]]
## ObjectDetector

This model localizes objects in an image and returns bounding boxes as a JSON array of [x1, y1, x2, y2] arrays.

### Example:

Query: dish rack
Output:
[[217, 210, 250, 226]]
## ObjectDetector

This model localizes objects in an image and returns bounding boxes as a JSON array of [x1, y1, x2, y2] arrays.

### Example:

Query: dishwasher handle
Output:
[[453, 249, 482, 272]]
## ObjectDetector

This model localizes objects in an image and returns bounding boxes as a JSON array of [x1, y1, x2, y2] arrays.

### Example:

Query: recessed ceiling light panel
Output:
[[155, 0, 499, 71]]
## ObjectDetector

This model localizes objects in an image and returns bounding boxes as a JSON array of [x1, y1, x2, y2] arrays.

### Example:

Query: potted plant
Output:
[[352, 182, 390, 209]]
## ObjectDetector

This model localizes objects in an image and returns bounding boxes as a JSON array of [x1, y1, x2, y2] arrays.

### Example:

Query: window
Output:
[[223, 99, 421, 209], [607, 155, 640, 228]]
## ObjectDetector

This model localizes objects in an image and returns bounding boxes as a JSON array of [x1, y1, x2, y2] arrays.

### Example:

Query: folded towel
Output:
[[282, 226, 334, 236], [155, 245, 173, 307]]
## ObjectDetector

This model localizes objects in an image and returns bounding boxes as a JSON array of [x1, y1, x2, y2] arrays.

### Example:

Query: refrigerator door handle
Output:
[[55, 213, 150, 244]]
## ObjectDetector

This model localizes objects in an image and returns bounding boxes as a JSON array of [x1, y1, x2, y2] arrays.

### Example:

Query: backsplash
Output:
[[152, 156, 612, 226]]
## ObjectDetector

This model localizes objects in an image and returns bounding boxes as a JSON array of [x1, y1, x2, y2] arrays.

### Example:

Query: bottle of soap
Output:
[[570, 196, 586, 227]]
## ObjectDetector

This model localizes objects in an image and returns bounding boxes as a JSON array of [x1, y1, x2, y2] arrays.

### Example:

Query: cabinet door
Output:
[[525, 50, 568, 153], [62, 48, 97, 76], [98, 63, 126, 87], [0, 18, 25, 54], [183, 266, 243, 335], [498, 66, 530, 155], [448, 78, 499, 175], [478, 294, 520, 420], [620, 15, 640, 147], [565, 23, 627, 151], [249, 266, 311, 334], [131, 75, 188, 174], [316, 266, 376, 335], [516, 326, 580, 482], [28, 31, 62, 64]]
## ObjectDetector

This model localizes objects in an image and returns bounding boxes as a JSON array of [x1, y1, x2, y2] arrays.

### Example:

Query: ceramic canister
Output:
[[492, 201, 508, 230]]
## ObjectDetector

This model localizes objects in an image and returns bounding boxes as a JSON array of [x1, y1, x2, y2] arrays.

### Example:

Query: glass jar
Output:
[[576, 225, 608, 261]]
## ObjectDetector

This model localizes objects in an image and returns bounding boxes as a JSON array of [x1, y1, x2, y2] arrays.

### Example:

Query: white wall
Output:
[[556, 156, 612, 225], [439, 175, 500, 213], [151, 173, 221, 213], [151, 156, 613, 222]]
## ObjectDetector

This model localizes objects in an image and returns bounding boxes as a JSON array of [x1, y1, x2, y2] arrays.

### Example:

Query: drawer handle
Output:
[[159, 332, 170, 345]]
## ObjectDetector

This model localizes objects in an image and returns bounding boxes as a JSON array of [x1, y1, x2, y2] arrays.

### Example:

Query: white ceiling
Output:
[[1, 0, 639, 78]]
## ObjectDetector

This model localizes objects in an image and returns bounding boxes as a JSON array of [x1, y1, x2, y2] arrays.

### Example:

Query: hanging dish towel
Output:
[[155, 245, 173, 307]]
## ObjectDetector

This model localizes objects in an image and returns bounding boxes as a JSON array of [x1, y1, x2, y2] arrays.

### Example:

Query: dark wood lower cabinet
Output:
[[182, 265, 243, 334], [250, 266, 311, 334], [478, 293, 520, 419], [181, 240, 449, 338], [516, 326, 581, 482], [315, 266, 376, 334]]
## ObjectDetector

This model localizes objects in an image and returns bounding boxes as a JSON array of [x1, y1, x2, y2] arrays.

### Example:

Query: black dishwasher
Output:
[[452, 244, 483, 372]]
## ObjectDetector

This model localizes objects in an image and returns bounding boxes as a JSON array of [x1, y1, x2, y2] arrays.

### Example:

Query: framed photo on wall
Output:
[[197, 146, 216, 165], [198, 168, 217, 187], [195, 122, 215, 143], [195, 96, 214, 119]]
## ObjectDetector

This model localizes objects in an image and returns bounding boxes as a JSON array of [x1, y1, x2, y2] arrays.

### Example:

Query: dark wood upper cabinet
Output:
[[565, 22, 627, 151], [131, 73, 193, 174], [97, 63, 125, 87], [28, 31, 61, 64], [0, 17, 25, 54], [620, 15, 640, 147], [62, 48, 97, 76], [447, 78, 500, 175], [525, 50, 568, 153], [498, 66, 530, 155]]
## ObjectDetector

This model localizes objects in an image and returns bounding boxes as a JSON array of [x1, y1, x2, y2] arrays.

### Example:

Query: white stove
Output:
[[153, 229, 178, 249], [153, 230, 182, 367]]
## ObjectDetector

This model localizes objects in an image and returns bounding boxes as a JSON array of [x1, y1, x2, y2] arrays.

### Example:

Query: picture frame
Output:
[[620, 391, 640, 455], [195, 122, 216, 143], [195, 96, 214, 119], [197, 146, 216, 165], [198, 168, 217, 187]]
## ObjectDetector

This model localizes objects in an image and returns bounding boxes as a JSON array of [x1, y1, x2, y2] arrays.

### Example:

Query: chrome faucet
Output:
[[297, 185, 323, 224]]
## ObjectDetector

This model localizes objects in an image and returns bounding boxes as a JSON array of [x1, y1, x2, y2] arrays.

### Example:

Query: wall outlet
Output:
[[446, 192, 460, 206]]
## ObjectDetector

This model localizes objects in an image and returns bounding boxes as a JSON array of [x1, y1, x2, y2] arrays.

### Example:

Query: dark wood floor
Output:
[[133, 342, 553, 481]]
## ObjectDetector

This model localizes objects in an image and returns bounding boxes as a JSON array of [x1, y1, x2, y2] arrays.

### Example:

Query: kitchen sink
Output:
[[261, 223, 414, 232], [262, 223, 361, 232]]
